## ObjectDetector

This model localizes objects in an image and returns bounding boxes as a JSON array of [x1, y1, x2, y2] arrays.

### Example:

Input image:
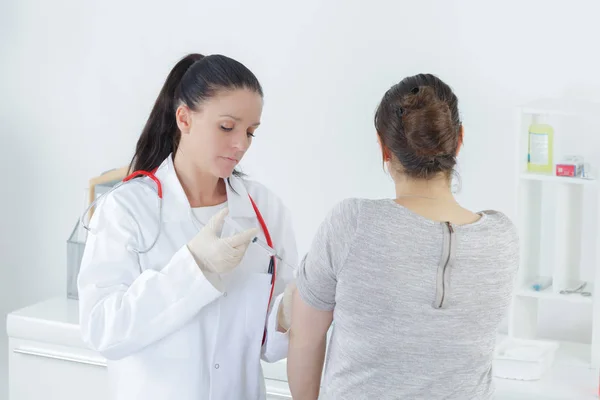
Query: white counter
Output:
[[7, 297, 83, 349], [6, 297, 600, 400]]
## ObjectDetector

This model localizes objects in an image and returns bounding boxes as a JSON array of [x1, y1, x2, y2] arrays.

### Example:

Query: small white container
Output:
[[493, 338, 559, 380]]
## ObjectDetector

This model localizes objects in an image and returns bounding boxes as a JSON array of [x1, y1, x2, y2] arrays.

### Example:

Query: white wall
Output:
[[2, 0, 600, 397]]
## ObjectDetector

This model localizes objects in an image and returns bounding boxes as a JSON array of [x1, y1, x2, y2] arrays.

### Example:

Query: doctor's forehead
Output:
[[202, 88, 263, 121]]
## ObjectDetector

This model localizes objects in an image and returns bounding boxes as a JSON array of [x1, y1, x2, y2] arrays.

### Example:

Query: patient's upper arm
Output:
[[293, 198, 360, 335], [291, 290, 333, 343]]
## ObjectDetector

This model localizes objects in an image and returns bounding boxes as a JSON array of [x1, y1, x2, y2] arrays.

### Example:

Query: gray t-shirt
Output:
[[296, 198, 519, 400]]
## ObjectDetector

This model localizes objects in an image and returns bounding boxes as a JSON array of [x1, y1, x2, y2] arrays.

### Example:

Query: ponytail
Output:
[[128, 53, 204, 173]]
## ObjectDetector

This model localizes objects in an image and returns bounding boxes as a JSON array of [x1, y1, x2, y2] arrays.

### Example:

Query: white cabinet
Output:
[[8, 338, 108, 400], [6, 298, 107, 400], [6, 297, 294, 400], [7, 338, 294, 400]]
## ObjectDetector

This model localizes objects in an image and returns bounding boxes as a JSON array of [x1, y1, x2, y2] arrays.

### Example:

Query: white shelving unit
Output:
[[508, 98, 600, 369]]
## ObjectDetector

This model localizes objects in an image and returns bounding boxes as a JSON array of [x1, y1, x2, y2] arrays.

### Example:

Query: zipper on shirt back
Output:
[[434, 222, 455, 309]]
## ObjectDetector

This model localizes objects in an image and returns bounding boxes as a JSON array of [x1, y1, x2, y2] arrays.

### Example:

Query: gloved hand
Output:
[[187, 207, 259, 274], [278, 281, 296, 332]]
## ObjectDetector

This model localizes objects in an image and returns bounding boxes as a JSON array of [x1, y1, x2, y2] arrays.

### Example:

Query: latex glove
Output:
[[278, 281, 296, 332], [187, 207, 259, 274]]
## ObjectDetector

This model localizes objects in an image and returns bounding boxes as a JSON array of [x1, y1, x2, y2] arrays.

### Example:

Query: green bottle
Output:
[[527, 116, 554, 174]]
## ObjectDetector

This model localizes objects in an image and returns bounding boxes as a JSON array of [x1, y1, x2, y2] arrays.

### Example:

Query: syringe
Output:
[[223, 216, 297, 270], [251, 237, 297, 271]]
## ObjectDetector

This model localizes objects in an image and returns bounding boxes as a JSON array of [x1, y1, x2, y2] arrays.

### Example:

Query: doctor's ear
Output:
[[176, 105, 193, 134]]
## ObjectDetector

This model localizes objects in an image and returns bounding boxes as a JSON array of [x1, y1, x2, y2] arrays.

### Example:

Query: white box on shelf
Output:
[[493, 338, 559, 381]]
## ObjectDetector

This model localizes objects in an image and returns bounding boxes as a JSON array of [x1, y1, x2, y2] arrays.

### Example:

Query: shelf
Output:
[[520, 172, 597, 186], [516, 284, 593, 304], [512, 97, 600, 374], [517, 289, 593, 304]]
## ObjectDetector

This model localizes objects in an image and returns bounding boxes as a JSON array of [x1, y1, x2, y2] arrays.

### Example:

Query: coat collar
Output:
[[153, 154, 255, 223]]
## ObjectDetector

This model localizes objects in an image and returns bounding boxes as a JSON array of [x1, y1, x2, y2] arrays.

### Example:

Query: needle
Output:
[[252, 237, 296, 270]]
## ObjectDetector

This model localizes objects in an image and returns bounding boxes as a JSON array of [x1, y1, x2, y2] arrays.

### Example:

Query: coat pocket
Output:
[[244, 272, 273, 343]]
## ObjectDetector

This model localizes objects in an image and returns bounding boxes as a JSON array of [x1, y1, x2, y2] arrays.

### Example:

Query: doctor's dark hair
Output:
[[129, 53, 263, 174], [374, 74, 462, 180]]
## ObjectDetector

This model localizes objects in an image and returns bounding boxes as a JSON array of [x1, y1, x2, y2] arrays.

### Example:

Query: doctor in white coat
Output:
[[78, 53, 298, 400]]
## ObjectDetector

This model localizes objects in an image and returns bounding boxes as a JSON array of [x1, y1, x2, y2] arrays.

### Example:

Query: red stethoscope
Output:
[[81, 169, 278, 345]]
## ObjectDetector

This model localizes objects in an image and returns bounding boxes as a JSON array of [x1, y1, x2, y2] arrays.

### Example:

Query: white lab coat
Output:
[[77, 155, 297, 400]]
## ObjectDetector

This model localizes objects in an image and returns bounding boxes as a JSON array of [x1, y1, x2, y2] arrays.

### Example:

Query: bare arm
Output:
[[287, 290, 333, 400]]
